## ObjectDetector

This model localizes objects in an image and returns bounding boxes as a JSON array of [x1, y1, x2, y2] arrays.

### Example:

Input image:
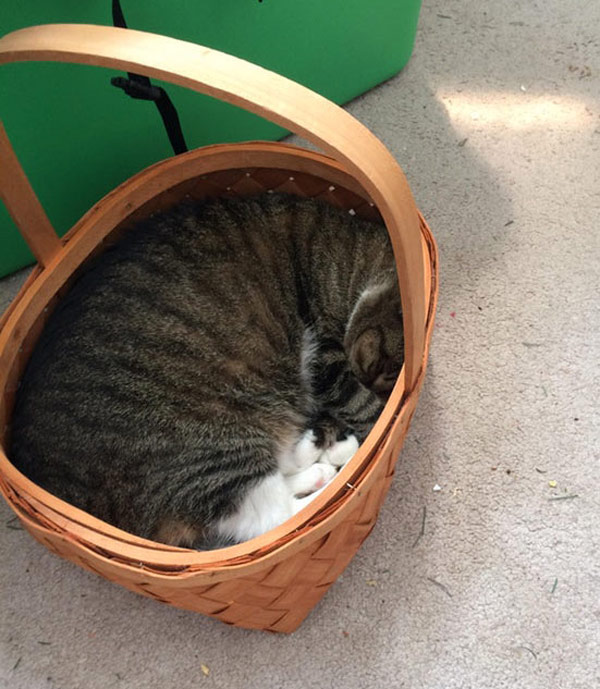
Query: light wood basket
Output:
[[0, 25, 438, 633]]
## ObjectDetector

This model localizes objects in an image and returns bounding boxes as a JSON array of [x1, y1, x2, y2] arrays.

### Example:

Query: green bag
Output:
[[0, 1, 422, 277]]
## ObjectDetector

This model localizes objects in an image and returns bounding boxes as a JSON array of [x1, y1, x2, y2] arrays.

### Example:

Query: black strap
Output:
[[110, 0, 188, 155]]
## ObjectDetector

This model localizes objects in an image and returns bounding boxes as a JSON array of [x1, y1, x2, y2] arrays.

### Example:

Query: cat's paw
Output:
[[291, 429, 325, 470], [284, 462, 337, 497], [310, 416, 346, 449], [278, 429, 324, 475], [320, 434, 359, 468]]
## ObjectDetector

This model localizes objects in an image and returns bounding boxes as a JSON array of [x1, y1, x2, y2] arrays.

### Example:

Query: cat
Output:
[[9, 192, 404, 549]]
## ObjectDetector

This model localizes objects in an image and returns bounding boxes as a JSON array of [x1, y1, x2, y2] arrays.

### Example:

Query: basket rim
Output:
[[0, 141, 438, 574]]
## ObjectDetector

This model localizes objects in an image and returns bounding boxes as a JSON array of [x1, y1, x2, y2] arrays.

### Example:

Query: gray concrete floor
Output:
[[1, 1, 599, 688]]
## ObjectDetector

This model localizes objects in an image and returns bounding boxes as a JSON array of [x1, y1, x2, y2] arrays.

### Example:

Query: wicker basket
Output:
[[0, 24, 438, 633]]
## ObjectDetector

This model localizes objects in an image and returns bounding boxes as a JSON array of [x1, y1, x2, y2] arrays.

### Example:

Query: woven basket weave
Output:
[[0, 24, 438, 633]]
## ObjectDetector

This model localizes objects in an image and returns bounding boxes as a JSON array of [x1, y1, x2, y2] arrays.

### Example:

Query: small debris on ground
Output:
[[5, 516, 23, 531], [433, 484, 442, 492], [201, 664, 210, 677], [548, 480, 557, 488], [569, 64, 592, 78], [426, 577, 453, 598], [516, 645, 537, 659], [551, 577, 558, 594], [412, 506, 427, 547], [366, 579, 377, 587], [458, 137, 468, 147]]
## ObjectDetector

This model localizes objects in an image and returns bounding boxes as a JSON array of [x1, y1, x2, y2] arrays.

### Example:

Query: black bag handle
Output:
[[110, 0, 188, 155]]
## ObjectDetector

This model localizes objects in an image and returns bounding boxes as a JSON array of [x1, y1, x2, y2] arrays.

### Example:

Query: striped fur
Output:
[[10, 193, 403, 548]]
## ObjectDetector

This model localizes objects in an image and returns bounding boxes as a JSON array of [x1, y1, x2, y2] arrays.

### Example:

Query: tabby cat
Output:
[[10, 193, 403, 549]]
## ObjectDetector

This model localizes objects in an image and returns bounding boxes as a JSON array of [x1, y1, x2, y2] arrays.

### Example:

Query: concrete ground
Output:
[[1, 1, 599, 687]]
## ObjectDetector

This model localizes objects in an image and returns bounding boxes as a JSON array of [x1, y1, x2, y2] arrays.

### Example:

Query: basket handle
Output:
[[0, 24, 426, 390]]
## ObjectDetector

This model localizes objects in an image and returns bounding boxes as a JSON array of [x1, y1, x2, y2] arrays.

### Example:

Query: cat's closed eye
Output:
[[371, 368, 401, 397]]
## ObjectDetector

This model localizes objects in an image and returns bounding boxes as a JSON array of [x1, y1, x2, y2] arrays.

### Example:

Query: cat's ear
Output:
[[349, 328, 383, 383]]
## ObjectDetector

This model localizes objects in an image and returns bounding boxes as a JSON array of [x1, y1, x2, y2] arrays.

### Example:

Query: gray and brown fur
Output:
[[10, 193, 403, 548]]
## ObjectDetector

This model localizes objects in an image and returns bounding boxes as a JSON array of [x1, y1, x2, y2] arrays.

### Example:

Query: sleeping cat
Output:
[[10, 192, 403, 549]]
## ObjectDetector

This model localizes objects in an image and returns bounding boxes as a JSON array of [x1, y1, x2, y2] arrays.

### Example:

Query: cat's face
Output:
[[344, 279, 404, 398]]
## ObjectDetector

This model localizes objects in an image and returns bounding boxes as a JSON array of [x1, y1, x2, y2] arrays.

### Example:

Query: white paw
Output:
[[284, 462, 337, 497], [278, 430, 322, 475], [292, 429, 325, 470], [321, 435, 359, 467]]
